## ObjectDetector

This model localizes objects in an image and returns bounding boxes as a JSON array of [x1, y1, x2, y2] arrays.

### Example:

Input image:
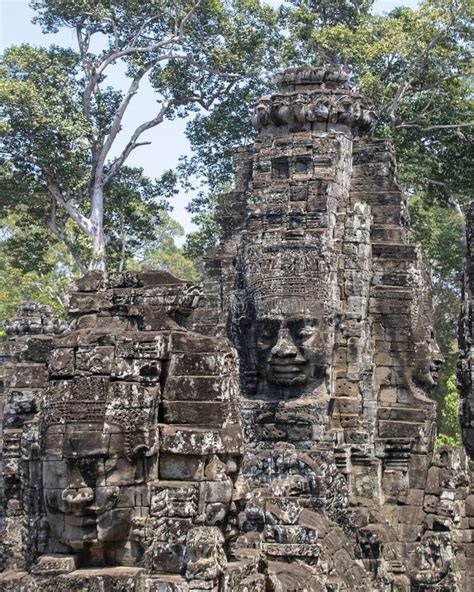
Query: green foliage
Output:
[[0, 216, 75, 337], [435, 374, 462, 448], [0, 160, 172, 273], [0, 44, 92, 223], [138, 211, 199, 282], [104, 167, 175, 271], [1, 1, 279, 270], [0, 258, 69, 322], [184, 191, 220, 259]]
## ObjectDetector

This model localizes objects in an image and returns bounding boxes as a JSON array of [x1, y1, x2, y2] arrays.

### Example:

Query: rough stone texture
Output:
[[0, 67, 473, 591], [459, 203, 474, 457], [0, 273, 243, 590], [188, 67, 473, 591]]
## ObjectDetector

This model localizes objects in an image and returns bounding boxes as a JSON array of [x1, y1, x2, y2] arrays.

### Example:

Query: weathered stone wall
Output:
[[0, 68, 473, 591], [189, 67, 473, 591], [0, 272, 244, 589], [459, 203, 474, 457], [0, 303, 65, 572]]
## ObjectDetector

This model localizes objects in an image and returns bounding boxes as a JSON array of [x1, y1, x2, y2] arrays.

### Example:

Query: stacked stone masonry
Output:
[[459, 203, 474, 457], [0, 67, 473, 591]]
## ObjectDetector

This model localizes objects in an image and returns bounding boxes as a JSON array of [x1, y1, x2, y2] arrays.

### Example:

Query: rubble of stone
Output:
[[0, 67, 472, 591]]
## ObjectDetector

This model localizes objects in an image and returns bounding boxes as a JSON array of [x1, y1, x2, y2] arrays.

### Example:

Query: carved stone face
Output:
[[413, 326, 444, 390], [43, 423, 146, 555], [254, 316, 329, 391]]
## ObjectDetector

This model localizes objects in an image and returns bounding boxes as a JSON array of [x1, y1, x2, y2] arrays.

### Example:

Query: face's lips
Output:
[[270, 357, 306, 371], [267, 363, 308, 386], [271, 365, 304, 375]]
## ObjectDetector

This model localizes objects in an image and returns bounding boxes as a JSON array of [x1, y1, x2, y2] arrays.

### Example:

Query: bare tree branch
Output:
[[91, 0, 201, 78], [46, 174, 94, 237], [95, 63, 156, 175], [396, 122, 473, 131], [104, 79, 236, 184]]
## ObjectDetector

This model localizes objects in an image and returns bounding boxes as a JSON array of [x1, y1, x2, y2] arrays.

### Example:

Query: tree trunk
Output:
[[89, 183, 107, 271]]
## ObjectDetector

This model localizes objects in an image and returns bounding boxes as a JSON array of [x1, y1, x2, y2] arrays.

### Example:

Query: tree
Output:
[[0, 160, 173, 275], [0, 0, 278, 270], [183, 190, 220, 259], [435, 374, 462, 447]]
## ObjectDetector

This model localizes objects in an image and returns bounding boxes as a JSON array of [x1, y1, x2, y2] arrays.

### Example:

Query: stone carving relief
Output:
[[0, 273, 244, 589], [1, 67, 473, 591]]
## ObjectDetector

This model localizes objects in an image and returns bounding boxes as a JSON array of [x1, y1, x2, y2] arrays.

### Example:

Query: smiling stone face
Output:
[[254, 317, 330, 391], [42, 424, 147, 555], [39, 374, 156, 563], [413, 325, 444, 390]]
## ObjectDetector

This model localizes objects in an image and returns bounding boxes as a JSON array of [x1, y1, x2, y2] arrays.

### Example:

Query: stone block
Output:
[[32, 554, 77, 575], [75, 345, 114, 374], [49, 347, 75, 376], [203, 480, 233, 504], [465, 494, 474, 517], [150, 481, 199, 518], [159, 453, 205, 481], [425, 467, 440, 494], [68, 291, 113, 313], [8, 363, 47, 388], [335, 379, 359, 397], [163, 402, 227, 426], [169, 353, 234, 377], [160, 426, 224, 455], [263, 543, 320, 557], [116, 335, 168, 359], [143, 575, 189, 591]]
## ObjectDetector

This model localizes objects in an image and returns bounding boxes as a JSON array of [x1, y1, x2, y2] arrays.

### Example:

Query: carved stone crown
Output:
[[252, 67, 378, 135]]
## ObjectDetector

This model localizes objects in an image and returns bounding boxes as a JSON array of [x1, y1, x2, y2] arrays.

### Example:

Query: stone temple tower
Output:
[[188, 67, 473, 590]]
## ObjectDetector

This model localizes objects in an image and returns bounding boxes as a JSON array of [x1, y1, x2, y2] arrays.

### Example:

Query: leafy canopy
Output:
[[1, 0, 279, 270]]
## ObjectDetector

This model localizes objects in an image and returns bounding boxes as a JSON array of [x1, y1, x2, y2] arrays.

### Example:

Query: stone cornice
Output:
[[252, 67, 378, 135]]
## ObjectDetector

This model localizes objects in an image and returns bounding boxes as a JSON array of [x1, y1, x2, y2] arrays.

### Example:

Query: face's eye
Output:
[[287, 321, 318, 343], [299, 326, 316, 339], [255, 320, 280, 348]]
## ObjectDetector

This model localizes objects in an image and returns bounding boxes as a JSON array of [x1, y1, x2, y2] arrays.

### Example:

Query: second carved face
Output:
[[42, 423, 148, 562]]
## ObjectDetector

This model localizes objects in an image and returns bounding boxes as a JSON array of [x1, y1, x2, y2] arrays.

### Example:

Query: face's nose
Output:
[[270, 328, 298, 358], [61, 465, 94, 512]]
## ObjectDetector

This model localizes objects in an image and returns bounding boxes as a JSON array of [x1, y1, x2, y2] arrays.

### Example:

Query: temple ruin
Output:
[[0, 67, 473, 591]]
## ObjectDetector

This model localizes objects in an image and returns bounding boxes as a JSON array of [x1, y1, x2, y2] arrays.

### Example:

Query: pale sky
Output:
[[0, 0, 420, 239]]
